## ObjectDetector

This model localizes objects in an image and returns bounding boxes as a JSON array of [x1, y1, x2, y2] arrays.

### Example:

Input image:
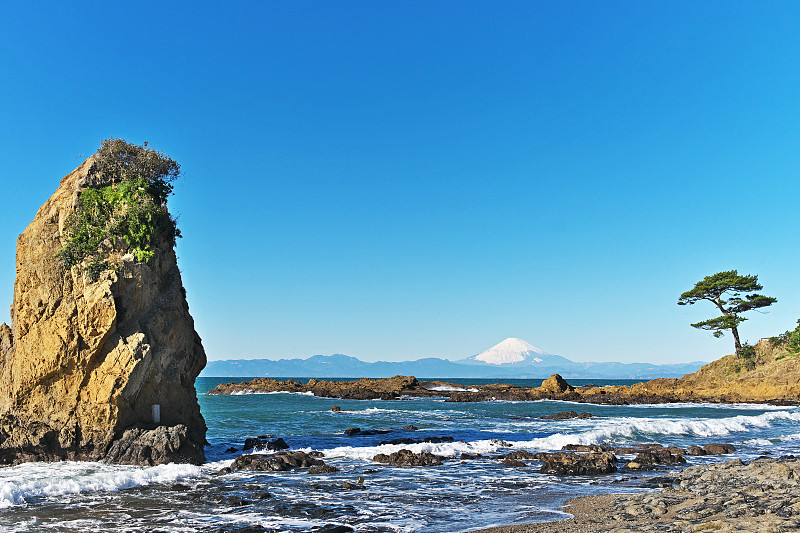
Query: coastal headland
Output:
[[209, 342, 800, 531], [208, 339, 800, 404]]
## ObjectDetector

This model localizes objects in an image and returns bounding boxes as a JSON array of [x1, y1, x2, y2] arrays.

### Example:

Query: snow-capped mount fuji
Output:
[[201, 337, 708, 379], [462, 338, 578, 367], [470, 338, 548, 365]]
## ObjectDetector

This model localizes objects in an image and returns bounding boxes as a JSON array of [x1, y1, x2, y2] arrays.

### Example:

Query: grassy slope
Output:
[[626, 341, 800, 402]]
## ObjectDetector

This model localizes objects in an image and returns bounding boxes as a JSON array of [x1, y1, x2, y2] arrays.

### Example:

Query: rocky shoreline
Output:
[[469, 455, 800, 532], [207, 373, 800, 405]]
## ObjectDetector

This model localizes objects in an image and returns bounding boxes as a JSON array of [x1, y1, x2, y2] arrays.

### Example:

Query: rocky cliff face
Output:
[[0, 156, 206, 465]]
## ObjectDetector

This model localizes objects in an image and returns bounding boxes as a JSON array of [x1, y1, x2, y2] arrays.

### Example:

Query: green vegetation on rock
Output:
[[771, 319, 800, 359], [58, 139, 181, 280]]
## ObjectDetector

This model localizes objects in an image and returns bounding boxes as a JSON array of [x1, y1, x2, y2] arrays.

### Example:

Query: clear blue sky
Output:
[[1, 1, 799, 364]]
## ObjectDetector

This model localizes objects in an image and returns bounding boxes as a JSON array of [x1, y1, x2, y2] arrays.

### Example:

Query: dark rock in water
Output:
[[330, 406, 342, 412], [216, 467, 232, 475], [231, 451, 324, 471], [341, 477, 365, 490], [308, 451, 325, 458], [502, 457, 526, 467], [217, 525, 268, 533], [703, 443, 736, 455], [243, 437, 267, 451], [343, 427, 390, 436], [495, 450, 537, 461], [562, 444, 612, 453], [540, 411, 595, 420], [267, 438, 289, 451], [379, 436, 454, 446], [373, 449, 447, 466], [687, 445, 706, 456], [225, 447, 239, 454], [623, 449, 685, 470], [403, 425, 419, 431], [539, 452, 618, 475], [103, 425, 203, 466], [461, 453, 484, 459], [308, 465, 340, 474], [313, 526, 354, 533]]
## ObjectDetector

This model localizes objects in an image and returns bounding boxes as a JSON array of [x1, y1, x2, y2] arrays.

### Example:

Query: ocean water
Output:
[[1, 376, 799, 532]]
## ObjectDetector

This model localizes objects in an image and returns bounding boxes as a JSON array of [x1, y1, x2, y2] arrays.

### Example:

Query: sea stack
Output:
[[0, 143, 207, 465]]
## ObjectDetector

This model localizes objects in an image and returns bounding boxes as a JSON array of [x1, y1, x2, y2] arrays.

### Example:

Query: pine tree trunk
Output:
[[732, 326, 742, 358]]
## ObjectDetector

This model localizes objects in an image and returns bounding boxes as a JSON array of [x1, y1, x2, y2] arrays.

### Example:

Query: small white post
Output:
[[152, 404, 161, 424]]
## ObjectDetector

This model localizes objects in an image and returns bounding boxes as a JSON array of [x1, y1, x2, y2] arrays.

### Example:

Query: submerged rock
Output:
[[540, 410, 595, 420], [0, 150, 206, 465]]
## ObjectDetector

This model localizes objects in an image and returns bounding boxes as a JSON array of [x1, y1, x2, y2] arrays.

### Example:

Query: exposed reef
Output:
[[0, 152, 206, 465]]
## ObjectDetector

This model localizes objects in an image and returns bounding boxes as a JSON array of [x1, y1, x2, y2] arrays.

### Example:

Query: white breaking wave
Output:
[[319, 439, 514, 461], [317, 410, 800, 461], [427, 386, 480, 392], [0, 461, 204, 508], [517, 410, 800, 450]]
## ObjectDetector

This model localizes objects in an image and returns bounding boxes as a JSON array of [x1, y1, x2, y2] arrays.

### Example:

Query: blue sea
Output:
[[1, 376, 799, 532]]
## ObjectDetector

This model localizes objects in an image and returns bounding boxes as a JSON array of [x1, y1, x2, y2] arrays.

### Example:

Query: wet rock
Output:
[[104, 425, 203, 466], [330, 406, 342, 412], [461, 453, 484, 459], [313, 526, 354, 533], [703, 443, 736, 455], [495, 450, 537, 460], [230, 451, 324, 472], [343, 428, 361, 436], [379, 436, 454, 446], [225, 447, 239, 454], [308, 465, 340, 475], [540, 411, 595, 420], [243, 437, 267, 451], [267, 438, 289, 451], [502, 458, 526, 467], [539, 452, 618, 475], [341, 477, 365, 490], [403, 425, 418, 430], [562, 444, 612, 453], [307, 451, 325, 458], [687, 445, 706, 456], [373, 449, 447, 466]]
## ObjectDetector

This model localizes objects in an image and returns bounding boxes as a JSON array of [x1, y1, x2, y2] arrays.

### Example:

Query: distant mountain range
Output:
[[201, 338, 707, 379]]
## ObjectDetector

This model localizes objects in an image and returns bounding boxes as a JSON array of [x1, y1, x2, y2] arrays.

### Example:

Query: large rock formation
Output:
[[0, 156, 206, 465]]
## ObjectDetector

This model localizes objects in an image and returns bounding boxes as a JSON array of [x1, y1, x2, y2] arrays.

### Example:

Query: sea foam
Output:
[[0, 461, 204, 508]]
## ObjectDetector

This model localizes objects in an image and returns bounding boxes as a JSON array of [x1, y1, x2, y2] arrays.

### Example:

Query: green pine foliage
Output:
[[58, 139, 181, 280]]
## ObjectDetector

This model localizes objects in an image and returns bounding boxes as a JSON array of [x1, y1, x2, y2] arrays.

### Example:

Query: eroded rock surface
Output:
[[0, 156, 206, 465], [231, 451, 325, 471]]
